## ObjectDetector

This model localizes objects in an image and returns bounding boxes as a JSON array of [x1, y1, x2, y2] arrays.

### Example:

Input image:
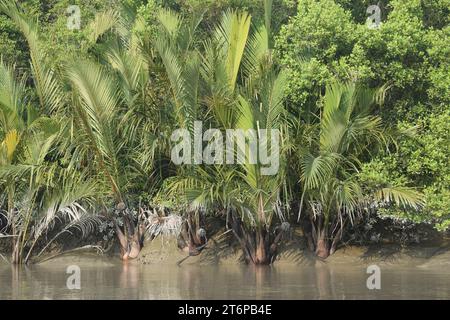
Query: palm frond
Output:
[[214, 10, 251, 90], [242, 24, 269, 77], [0, 0, 65, 114], [375, 186, 425, 211], [299, 151, 340, 189], [0, 61, 27, 131], [87, 9, 119, 44], [66, 60, 122, 198], [157, 8, 182, 39]]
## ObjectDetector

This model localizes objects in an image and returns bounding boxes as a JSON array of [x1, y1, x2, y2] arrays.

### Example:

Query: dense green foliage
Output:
[[0, 0, 447, 264], [276, 0, 449, 231]]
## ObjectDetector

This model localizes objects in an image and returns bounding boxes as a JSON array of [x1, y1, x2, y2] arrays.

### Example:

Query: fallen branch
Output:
[[34, 245, 104, 264], [176, 243, 209, 266]]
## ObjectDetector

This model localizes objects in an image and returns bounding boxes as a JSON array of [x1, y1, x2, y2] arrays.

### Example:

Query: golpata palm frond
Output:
[[298, 150, 341, 190], [32, 173, 98, 238], [66, 60, 122, 200], [242, 24, 270, 78], [165, 165, 240, 211], [0, 0, 65, 114], [0, 61, 27, 133], [214, 10, 251, 91], [91, 13, 162, 182], [86, 9, 120, 45], [0, 118, 59, 183], [33, 214, 103, 263], [374, 186, 425, 211], [24, 172, 100, 263], [154, 10, 204, 133], [105, 42, 148, 103], [320, 82, 387, 154], [157, 8, 204, 54]]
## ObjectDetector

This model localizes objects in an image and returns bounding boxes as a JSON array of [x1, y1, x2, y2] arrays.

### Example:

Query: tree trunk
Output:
[[117, 231, 143, 260], [315, 231, 330, 259], [254, 196, 270, 265], [115, 210, 144, 261], [300, 212, 333, 259], [329, 226, 342, 256], [229, 210, 287, 265], [255, 228, 268, 264]]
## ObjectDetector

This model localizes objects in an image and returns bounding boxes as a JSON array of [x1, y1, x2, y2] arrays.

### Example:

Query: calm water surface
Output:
[[1, 255, 449, 299]]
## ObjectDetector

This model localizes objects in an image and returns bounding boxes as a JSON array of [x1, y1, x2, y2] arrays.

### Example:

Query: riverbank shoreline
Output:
[[2, 233, 450, 268], [135, 234, 450, 269]]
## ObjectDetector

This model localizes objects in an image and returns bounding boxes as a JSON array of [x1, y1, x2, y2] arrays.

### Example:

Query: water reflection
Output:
[[315, 263, 332, 299], [0, 256, 449, 299]]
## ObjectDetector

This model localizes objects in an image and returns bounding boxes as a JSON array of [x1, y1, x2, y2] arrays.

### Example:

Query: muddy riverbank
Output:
[[136, 232, 450, 269]]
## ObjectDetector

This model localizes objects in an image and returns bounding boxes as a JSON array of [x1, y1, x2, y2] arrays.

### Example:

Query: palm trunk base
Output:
[[115, 208, 145, 261], [315, 238, 330, 259], [302, 215, 342, 260], [230, 212, 288, 265]]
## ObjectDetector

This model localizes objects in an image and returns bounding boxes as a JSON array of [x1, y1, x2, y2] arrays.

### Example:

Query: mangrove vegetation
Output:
[[0, 0, 448, 265]]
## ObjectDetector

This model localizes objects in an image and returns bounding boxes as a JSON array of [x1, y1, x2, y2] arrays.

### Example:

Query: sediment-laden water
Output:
[[1, 253, 449, 299]]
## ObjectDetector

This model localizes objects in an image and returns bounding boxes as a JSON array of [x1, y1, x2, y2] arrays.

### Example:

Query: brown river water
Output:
[[1, 254, 450, 299]]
